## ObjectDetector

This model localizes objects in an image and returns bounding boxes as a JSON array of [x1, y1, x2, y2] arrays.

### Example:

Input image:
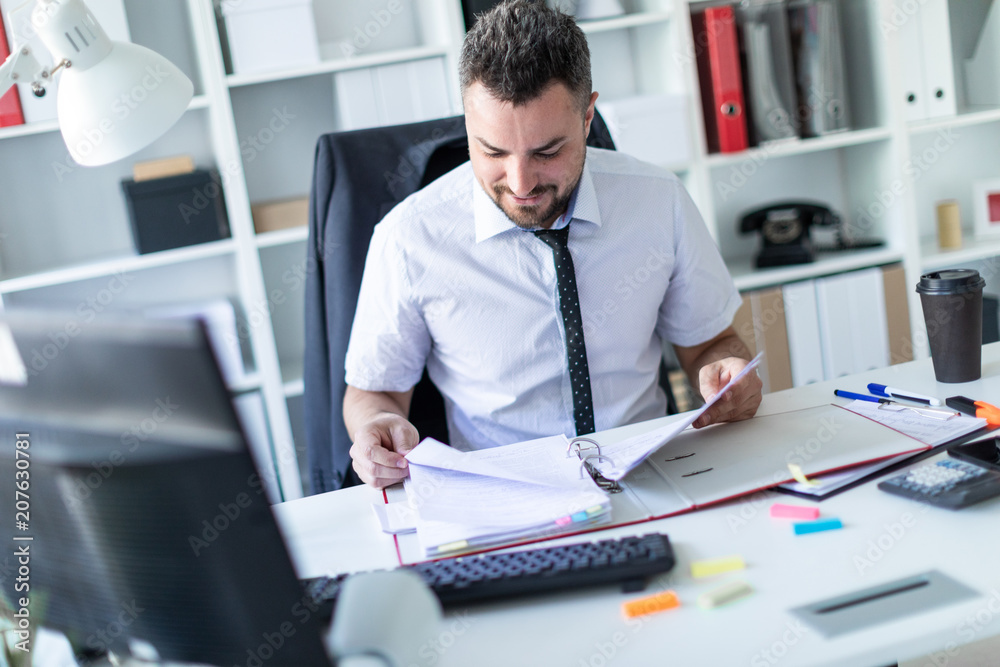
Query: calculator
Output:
[[877, 459, 1000, 509]]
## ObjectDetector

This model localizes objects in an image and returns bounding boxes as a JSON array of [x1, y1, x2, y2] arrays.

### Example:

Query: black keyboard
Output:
[[303, 533, 674, 615]]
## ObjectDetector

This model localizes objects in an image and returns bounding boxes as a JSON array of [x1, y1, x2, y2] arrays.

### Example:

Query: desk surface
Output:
[[275, 347, 1000, 667]]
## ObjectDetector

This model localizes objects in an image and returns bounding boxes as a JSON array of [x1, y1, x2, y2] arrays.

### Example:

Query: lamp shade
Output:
[[57, 41, 194, 166], [30, 0, 194, 166]]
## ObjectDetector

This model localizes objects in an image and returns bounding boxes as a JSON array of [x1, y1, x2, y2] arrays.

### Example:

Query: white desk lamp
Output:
[[0, 0, 193, 166]]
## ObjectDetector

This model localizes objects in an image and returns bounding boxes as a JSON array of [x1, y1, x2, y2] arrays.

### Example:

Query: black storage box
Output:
[[122, 170, 230, 254]]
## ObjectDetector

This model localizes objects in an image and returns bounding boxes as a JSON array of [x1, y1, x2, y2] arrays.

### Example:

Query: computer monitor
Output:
[[0, 311, 330, 665]]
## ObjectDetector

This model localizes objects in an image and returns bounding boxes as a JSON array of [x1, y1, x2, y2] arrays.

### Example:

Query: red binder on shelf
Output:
[[691, 5, 747, 153], [0, 9, 25, 128]]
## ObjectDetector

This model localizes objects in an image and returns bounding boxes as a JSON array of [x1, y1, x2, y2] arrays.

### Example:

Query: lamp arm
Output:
[[0, 42, 47, 99]]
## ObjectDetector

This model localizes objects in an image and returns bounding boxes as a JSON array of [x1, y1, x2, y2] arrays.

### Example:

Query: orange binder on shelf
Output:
[[0, 9, 25, 128], [691, 5, 748, 154]]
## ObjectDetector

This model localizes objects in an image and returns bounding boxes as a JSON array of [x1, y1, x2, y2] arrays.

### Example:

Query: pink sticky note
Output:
[[770, 503, 820, 520], [555, 516, 572, 526]]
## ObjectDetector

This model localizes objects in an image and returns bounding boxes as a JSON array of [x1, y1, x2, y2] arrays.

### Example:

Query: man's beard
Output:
[[491, 183, 574, 229], [489, 151, 586, 229]]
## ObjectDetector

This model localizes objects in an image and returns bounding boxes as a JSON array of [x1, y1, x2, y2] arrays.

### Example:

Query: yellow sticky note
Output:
[[622, 590, 681, 619], [788, 463, 820, 487], [690, 555, 746, 579]]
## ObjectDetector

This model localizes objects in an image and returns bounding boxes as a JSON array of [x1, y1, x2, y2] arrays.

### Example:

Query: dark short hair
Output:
[[459, 0, 592, 112]]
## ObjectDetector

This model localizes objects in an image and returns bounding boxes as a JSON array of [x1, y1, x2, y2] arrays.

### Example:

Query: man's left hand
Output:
[[691, 356, 763, 429]]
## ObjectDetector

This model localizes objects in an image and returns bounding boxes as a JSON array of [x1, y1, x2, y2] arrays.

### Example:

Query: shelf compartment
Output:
[[0, 239, 236, 295], [729, 248, 905, 292], [908, 121, 1000, 245], [226, 45, 450, 88]]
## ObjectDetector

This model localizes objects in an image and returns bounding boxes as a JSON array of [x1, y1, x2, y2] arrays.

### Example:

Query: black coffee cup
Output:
[[916, 269, 986, 383]]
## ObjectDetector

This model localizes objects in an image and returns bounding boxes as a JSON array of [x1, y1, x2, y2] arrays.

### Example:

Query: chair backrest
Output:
[[304, 112, 616, 493]]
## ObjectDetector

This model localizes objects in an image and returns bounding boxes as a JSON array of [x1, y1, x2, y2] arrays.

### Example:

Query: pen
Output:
[[835, 389, 891, 404], [867, 383, 943, 406], [834, 390, 959, 418]]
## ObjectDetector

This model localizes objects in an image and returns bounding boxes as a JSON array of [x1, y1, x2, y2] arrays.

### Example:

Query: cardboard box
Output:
[[252, 198, 309, 234], [133, 155, 195, 182]]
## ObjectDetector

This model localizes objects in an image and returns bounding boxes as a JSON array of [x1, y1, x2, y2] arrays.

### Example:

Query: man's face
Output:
[[464, 81, 597, 230]]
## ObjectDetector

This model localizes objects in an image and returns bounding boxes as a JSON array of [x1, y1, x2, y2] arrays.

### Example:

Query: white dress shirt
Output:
[[345, 148, 741, 451]]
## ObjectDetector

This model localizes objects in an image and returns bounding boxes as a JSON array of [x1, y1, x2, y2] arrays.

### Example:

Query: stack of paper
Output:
[[404, 436, 611, 557], [400, 355, 764, 557]]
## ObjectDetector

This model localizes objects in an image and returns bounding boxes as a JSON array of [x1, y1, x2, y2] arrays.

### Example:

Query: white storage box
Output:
[[334, 58, 452, 131], [596, 94, 692, 168], [221, 0, 320, 75]]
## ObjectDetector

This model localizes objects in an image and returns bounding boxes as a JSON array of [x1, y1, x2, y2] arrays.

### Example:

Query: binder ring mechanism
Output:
[[566, 437, 622, 494]]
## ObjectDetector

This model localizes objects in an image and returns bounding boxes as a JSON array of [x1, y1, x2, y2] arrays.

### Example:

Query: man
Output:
[[344, 0, 762, 489]]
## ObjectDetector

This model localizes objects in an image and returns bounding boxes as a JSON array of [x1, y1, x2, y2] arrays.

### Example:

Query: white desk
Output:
[[275, 347, 1000, 667]]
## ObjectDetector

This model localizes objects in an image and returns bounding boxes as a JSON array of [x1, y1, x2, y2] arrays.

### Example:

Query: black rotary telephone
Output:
[[739, 201, 847, 268]]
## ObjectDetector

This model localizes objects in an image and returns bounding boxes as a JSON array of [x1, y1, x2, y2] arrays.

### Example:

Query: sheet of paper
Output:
[[406, 434, 592, 489], [841, 400, 985, 446], [405, 438, 536, 483], [404, 464, 610, 557], [406, 463, 606, 528], [594, 352, 763, 480]]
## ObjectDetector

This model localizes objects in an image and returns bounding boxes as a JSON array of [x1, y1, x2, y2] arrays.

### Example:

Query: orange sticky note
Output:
[[622, 590, 681, 619]]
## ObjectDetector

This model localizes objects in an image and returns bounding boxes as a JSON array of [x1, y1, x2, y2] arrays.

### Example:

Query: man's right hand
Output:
[[349, 413, 420, 488]]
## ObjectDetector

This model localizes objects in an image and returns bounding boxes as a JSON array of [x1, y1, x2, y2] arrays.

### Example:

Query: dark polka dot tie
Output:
[[534, 224, 595, 436]]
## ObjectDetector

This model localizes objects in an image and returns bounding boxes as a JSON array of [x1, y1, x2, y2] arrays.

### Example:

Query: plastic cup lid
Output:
[[916, 269, 986, 295]]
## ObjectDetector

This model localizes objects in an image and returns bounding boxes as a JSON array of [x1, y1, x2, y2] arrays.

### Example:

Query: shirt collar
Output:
[[473, 155, 602, 243]]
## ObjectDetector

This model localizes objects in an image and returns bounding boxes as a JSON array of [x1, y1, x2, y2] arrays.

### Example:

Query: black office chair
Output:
[[303, 110, 676, 494]]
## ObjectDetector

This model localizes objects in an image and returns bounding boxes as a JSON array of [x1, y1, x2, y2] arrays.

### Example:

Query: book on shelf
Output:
[[787, 0, 851, 137], [0, 7, 24, 128], [691, 4, 749, 153], [736, 0, 799, 144]]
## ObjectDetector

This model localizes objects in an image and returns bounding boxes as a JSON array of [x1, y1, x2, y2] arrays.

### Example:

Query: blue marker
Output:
[[833, 389, 886, 404], [867, 383, 943, 406]]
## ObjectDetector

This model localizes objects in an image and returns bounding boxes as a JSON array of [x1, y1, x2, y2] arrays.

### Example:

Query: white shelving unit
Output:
[[1, 0, 997, 498]]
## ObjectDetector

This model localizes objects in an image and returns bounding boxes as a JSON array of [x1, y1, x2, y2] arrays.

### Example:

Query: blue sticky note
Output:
[[571, 511, 588, 522], [793, 518, 843, 535]]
